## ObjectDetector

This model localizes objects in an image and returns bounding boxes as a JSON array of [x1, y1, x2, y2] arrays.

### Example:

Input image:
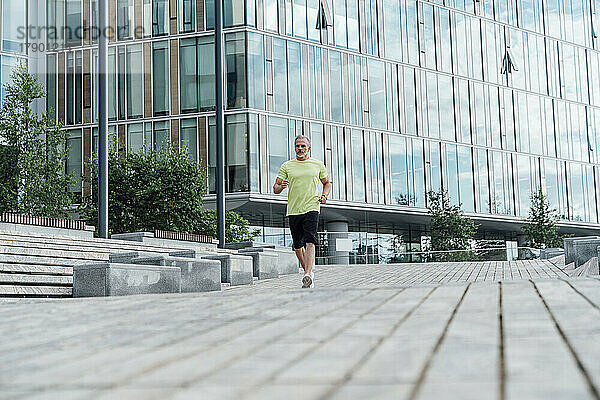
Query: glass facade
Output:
[[44, 0, 600, 236]]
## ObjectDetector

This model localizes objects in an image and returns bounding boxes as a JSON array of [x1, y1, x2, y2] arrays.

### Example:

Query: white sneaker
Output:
[[302, 273, 312, 288], [310, 271, 314, 288]]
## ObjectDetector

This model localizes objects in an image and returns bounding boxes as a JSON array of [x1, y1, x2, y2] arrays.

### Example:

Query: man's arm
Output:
[[319, 176, 332, 204], [273, 177, 289, 194]]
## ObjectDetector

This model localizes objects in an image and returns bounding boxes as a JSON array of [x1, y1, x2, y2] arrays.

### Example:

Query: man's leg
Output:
[[304, 243, 315, 275], [294, 247, 307, 272]]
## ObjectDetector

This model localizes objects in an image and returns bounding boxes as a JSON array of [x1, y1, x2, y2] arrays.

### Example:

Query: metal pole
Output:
[[98, 0, 109, 238], [215, 0, 226, 248]]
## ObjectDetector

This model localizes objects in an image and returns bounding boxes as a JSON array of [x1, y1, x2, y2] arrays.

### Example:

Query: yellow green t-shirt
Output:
[[277, 158, 328, 216]]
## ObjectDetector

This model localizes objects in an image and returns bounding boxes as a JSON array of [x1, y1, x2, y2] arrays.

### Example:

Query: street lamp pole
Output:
[[98, 0, 109, 238], [215, 0, 226, 248]]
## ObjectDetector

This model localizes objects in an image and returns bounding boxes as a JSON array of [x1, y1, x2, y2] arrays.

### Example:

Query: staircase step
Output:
[[0, 285, 72, 297], [0, 263, 72, 275], [0, 273, 72, 286]]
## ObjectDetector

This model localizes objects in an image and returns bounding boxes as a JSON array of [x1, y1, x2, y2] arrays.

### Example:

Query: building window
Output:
[[293, 0, 308, 39], [143, 0, 152, 36], [92, 125, 118, 154], [330, 50, 343, 122], [348, 55, 362, 126], [247, 32, 265, 110], [475, 149, 490, 213], [126, 44, 143, 119], [66, 129, 83, 195], [307, 46, 323, 119], [2, 0, 26, 53], [108, 47, 117, 121], [268, 116, 289, 192], [249, 114, 260, 192], [287, 41, 302, 116], [363, 0, 378, 55], [75, 51, 83, 124], [225, 33, 246, 109], [368, 59, 386, 130], [390, 136, 424, 207], [117, 0, 134, 40], [273, 38, 289, 113], [47, 54, 57, 122], [351, 129, 365, 202], [127, 123, 145, 153], [225, 0, 245, 26], [153, 0, 169, 36], [153, 120, 170, 151], [180, 0, 196, 32], [307, 0, 320, 41], [330, 126, 346, 200], [369, 131, 384, 203], [118, 46, 126, 119], [153, 41, 170, 116], [264, 0, 278, 31], [226, 114, 249, 192], [66, 0, 83, 46], [180, 37, 215, 113], [180, 118, 198, 161], [67, 52, 75, 125]]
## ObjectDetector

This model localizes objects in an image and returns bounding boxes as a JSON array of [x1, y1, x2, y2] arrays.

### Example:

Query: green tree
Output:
[[522, 188, 563, 248], [81, 146, 258, 242], [426, 189, 478, 261], [196, 210, 260, 243], [0, 62, 74, 217]]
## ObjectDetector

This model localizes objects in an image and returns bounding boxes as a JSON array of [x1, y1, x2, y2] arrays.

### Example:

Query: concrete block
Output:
[[540, 248, 564, 260], [168, 249, 215, 258], [111, 232, 217, 251], [131, 255, 221, 292], [73, 262, 181, 297], [203, 254, 253, 285], [109, 251, 162, 264], [239, 250, 279, 279], [564, 236, 598, 264], [572, 238, 600, 267], [238, 247, 299, 275], [225, 241, 276, 250]]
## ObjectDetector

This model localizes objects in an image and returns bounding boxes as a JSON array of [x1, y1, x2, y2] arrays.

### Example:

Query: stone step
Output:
[[0, 235, 173, 257], [0, 254, 85, 268], [0, 245, 107, 262], [0, 263, 73, 275], [0, 273, 72, 286], [0, 285, 72, 297]]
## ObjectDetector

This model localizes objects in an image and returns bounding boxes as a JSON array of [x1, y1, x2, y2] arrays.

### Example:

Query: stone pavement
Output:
[[1, 261, 599, 400]]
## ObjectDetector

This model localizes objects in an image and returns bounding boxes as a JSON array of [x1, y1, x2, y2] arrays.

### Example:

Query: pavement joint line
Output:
[[531, 280, 600, 400], [406, 283, 471, 400], [498, 282, 506, 400], [317, 286, 438, 400], [0, 290, 293, 370], [238, 286, 414, 400], [165, 288, 378, 389], [562, 280, 600, 311], [22, 289, 315, 395]]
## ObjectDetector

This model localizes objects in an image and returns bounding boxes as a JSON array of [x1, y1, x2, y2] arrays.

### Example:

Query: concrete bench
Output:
[[202, 254, 254, 286], [236, 250, 279, 280], [564, 236, 599, 265], [572, 238, 600, 268], [73, 262, 181, 297], [540, 248, 564, 260], [132, 255, 221, 292], [238, 247, 299, 275]]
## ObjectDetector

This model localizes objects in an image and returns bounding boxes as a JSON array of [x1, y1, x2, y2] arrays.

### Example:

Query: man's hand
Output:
[[273, 177, 289, 194]]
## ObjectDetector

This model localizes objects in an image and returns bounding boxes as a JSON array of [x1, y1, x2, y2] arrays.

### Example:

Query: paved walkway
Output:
[[1, 261, 599, 400]]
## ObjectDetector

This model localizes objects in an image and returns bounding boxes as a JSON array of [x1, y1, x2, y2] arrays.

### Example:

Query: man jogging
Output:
[[273, 135, 331, 288]]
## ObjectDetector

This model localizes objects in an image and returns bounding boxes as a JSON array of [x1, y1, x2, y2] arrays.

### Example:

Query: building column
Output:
[[327, 221, 349, 265]]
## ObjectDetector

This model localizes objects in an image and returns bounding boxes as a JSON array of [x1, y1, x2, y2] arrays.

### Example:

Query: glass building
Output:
[[0, 1, 30, 105], [42, 0, 600, 256]]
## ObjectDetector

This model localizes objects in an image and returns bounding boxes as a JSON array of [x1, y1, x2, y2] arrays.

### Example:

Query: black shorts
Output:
[[288, 211, 319, 250]]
